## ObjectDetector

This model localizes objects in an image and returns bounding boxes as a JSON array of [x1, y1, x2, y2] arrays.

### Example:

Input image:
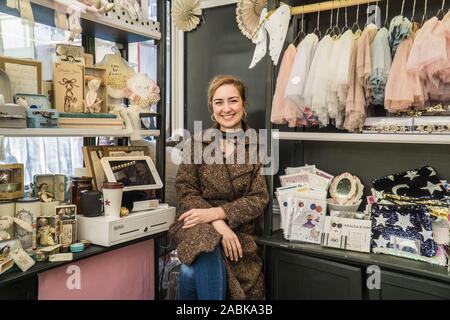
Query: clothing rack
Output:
[[289, 0, 383, 15]]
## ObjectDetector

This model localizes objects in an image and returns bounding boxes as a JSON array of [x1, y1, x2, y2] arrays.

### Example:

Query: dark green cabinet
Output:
[[266, 246, 450, 300], [376, 271, 450, 300], [268, 248, 363, 299]]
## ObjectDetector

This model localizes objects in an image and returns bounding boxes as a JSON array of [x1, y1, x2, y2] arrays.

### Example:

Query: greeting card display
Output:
[[285, 198, 326, 244], [321, 216, 372, 253], [53, 62, 85, 113]]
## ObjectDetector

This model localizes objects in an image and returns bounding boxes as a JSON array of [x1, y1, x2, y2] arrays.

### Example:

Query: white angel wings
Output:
[[249, 4, 291, 69]]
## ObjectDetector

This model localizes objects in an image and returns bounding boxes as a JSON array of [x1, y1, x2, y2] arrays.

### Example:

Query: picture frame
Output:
[[58, 219, 77, 246], [0, 239, 21, 275], [14, 93, 50, 109], [83, 146, 151, 190], [0, 56, 42, 95], [55, 44, 85, 65], [55, 204, 77, 220], [101, 156, 163, 191]]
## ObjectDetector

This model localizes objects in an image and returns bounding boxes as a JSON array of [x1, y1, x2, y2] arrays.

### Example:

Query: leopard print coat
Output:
[[168, 127, 269, 300]]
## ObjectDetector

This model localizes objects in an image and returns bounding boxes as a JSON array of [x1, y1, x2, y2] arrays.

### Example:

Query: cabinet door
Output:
[[0, 276, 38, 300], [268, 248, 363, 300], [378, 271, 450, 300]]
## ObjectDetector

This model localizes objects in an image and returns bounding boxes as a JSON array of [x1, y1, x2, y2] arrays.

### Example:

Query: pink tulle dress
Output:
[[271, 44, 297, 124]]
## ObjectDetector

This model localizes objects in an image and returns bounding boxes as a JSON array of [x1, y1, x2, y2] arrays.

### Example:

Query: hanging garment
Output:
[[369, 27, 392, 105], [327, 29, 355, 128], [415, 12, 450, 101], [271, 44, 297, 124], [304, 35, 335, 126], [284, 34, 319, 127], [344, 24, 377, 132], [385, 24, 428, 112], [388, 15, 413, 56], [407, 17, 446, 88]]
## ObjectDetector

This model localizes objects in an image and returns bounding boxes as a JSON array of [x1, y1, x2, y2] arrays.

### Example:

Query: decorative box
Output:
[[26, 108, 59, 128], [53, 62, 85, 113], [363, 117, 414, 134], [0, 164, 24, 200], [85, 66, 108, 113], [33, 174, 68, 216], [412, 116, 450, 134], [0, 104, 27, 128], [15, 197, 40, 251], [14, 93, 50, 109]]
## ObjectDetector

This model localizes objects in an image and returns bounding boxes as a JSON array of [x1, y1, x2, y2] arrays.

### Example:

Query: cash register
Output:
[[77, 156, 175, 247]]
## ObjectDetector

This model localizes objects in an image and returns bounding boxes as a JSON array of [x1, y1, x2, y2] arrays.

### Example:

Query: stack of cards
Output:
[[277, 165, 334, 243]]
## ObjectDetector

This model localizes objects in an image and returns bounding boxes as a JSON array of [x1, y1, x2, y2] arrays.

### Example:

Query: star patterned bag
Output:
[[372, 166, 449, 200], [371, 204, 437, 257]]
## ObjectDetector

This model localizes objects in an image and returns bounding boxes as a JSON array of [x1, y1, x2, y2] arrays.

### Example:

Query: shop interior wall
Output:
[[184, 4, 268, 132]]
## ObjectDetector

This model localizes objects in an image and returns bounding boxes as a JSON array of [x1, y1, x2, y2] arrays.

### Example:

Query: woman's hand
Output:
[[211, 220, 243, 262], [179, 207, 226, 229]]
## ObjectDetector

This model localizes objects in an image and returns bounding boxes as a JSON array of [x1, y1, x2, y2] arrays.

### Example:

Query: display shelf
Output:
[[257, 232, 450, 284], [0, 128, 160, 138], [29, 0, 161, 42], [0, 232, 166, 289], [273, 131, 450, 144]]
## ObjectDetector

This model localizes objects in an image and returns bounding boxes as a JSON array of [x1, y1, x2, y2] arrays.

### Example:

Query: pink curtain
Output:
[[38, 239, 155, 300]]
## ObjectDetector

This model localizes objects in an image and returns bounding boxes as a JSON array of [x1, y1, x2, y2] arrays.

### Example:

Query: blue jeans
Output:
[[178, 246, 226, 300]]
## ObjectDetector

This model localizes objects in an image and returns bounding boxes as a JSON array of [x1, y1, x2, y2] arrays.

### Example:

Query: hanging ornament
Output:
[[171, 0, 202, 32], [236, 0, 267, 40]]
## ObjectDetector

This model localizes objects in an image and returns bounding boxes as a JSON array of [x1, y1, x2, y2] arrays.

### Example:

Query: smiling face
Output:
[[211, 84, 245, 131]]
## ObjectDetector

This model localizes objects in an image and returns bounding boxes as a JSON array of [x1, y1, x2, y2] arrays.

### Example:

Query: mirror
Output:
[[329, 172, 358, 205], [336, 179, 352, 196]]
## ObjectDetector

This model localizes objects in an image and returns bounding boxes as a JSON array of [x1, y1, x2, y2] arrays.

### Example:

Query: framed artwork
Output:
[[101, 156, 163, 191], [83, 146, 151, 190], [0, 56, 42, 95]]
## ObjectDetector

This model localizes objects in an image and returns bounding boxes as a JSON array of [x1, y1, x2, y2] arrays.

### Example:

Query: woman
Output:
[[169, 75, 269, 300]]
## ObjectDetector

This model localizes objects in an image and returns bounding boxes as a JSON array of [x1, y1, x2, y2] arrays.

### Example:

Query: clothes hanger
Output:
[[325, 4, 334, 36], [292, 6, 306, 45], [384, 0, 390, 28], [410, 0, 417, 23], [351, 0, 361, 34], [331, 0, 342, 38], [400, 0, 406, 17], [436, 0, 446, 20], [313, 4, 322, 39], [342, 0, 350, 32], [421, 0, 428, 25]]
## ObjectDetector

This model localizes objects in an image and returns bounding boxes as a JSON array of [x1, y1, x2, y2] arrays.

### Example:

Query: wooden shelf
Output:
[[273, 131, 450, 145], [1, 128, 160, 138], [29, 0, 161, 42]]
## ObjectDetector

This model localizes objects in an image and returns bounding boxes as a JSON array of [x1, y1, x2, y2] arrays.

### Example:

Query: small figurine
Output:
[[15, 97, 29, 108], [37, 218, 57, 247], [0, 245, 11, 261], [120, 207, 129, 217], [84, 78, 103, 113], [38, 183, 55, 203]]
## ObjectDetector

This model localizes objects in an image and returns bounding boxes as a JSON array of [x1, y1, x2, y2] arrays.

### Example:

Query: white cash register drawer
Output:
[[77, 207, 176, 247]]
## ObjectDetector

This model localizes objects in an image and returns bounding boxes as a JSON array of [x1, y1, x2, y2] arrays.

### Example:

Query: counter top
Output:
[[0, 232, 166, 289], [257, 232, 450, 284]]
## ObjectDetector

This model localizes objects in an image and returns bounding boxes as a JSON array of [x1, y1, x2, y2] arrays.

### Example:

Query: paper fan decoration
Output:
[[172, 0, 202, 32], [236, 0, 268, 40]]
